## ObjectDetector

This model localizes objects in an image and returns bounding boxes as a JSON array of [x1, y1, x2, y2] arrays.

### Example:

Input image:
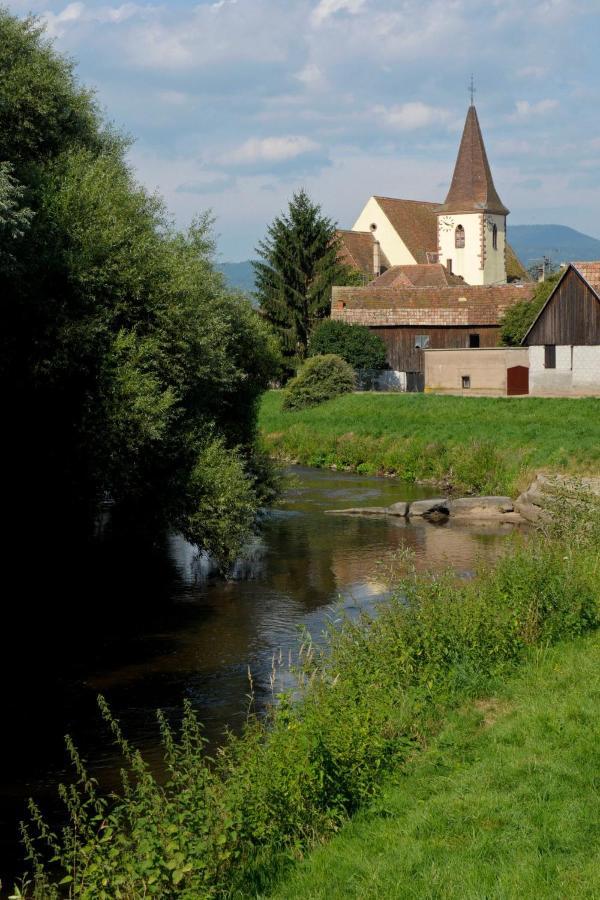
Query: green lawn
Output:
[[268, 630, 600, 900], [259, 391, 600, 494]]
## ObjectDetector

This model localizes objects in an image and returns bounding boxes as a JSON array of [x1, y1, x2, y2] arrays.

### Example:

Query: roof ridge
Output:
[[374, 196, 440, 206]]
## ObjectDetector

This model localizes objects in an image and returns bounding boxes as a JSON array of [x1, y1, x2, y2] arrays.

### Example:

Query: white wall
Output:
[[352, 197, 416, 266], [437, 212, 507, 285]]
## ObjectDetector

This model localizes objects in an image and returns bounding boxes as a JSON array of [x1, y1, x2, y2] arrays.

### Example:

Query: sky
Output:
[[7, 0, 600, 260]]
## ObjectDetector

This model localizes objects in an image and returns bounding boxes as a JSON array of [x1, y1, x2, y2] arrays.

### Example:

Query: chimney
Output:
[[373, 239, 381, 277], [446, 258, 453, 274]]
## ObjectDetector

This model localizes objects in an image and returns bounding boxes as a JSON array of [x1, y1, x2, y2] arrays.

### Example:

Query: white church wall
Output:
[[437, 213, 484, 284], [352, 197, 416, 267], [482, 214, 507, 284]]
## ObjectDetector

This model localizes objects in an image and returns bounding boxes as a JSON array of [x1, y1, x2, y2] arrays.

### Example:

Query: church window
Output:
[[455, 225, 465, 249], [492, 224, 498, 250]]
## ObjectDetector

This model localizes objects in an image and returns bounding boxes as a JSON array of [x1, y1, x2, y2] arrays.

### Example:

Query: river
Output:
[[0, 467, 516, 890]]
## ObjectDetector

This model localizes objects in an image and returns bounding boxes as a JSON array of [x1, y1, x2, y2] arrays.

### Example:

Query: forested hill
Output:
[[218, 225, 600, 290], [508, 224, 600, 267]]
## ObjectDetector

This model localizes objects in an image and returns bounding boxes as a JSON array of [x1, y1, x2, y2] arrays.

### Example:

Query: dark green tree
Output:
[[0, 10, 281, 565], [499, 272, 562, 346], [253, 189, 350, 364], [308, 319, 387, 370]]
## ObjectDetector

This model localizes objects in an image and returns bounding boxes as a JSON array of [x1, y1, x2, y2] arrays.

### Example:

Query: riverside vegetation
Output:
[[16, 482, 600, 897], [259, 391, 600, 496]]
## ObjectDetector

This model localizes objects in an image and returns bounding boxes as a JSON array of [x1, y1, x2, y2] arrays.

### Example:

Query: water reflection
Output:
[[0, 467, 516, 889]]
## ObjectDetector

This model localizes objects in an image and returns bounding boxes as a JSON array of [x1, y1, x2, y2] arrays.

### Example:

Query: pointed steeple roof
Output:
[[440, 105, 509, 216]]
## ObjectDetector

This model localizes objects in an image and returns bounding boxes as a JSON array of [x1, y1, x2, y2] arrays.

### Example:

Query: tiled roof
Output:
[[439, 105, 509, 216], [573, 261, 600, 295], [336, 229, 390, 275], [373, 197, 439, 264], [331, 283, 536, 327], [369, 264, 465, 288]]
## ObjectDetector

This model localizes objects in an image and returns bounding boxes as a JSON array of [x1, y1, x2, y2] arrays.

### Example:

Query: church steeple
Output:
[[440, 105, 509, 216]]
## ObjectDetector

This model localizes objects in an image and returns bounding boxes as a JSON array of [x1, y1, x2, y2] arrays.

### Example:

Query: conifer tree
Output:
[[253, 189, 349, 363]]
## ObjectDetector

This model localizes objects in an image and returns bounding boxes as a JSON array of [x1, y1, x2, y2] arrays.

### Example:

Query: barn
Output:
[[522, 262, 600, 397]]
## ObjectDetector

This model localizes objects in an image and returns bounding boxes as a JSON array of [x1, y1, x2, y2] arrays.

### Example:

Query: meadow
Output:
[[259, 391, 600, 495]]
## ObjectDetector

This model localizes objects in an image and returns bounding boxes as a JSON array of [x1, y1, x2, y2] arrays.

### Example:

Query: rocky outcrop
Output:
[[515, 474, 600, 523], [407, 498, 450, 518]]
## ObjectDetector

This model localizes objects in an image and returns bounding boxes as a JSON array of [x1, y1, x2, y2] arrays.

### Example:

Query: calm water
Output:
[[0, 467, 516, 889]]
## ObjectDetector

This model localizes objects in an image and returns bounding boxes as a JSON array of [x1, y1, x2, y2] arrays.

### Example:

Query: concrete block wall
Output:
[[529, 345, 600, 396]]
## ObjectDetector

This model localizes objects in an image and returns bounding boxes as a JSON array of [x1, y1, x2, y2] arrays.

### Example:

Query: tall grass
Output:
[[259, 391, 600, 495], [17, 486, 600, 898]]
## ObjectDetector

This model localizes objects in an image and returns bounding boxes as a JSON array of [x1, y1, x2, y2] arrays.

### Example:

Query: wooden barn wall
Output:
[[370, 326, 500, 372], [526, 269, 600, 346]]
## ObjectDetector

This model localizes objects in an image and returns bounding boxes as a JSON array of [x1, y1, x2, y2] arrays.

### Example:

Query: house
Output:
[[522, 262, 600, 397], [332, 102, 533, 387]]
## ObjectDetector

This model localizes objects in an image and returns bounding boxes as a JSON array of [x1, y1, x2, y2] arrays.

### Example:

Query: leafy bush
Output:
[[20, 493, 600, 897], [499, 272, 561, 345], [309, 319, 387, 370], [283, 354, 355, 411]]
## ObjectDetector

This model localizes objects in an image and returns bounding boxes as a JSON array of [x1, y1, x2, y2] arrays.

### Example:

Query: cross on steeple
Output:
[[469, 74, 476, 107]]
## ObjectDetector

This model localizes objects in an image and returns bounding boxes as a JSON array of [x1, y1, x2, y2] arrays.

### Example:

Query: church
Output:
[[333, 102, 535, 389]]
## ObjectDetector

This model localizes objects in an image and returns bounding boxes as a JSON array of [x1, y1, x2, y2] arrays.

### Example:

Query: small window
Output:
[[415, 335, 430, 350], [492, 224, 498, 250], [462, 375, 471, 389], [455, 225, 465, 249], [469, 334, 480, 348], [544, 345, 556, 369]]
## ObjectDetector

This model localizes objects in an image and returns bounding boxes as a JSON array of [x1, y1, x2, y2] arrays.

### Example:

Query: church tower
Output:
[[437, 104, 509, 285]]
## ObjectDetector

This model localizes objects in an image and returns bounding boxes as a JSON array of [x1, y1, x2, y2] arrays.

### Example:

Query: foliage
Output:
[[499, 272, 562, 345], [253, 189, 351, 364], [283, 354, 356, 411], [259, 391, 600, 495], [308, 319, 387, 371], [18, 492, 600, 897], [0, 9, 281, 563]]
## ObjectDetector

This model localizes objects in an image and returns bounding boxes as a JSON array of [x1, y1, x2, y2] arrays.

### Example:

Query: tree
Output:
[[253, 189, 351, 364], [0, 9, 281, 566], [499, 271, 562, 346], [309, 319, 387, 370]]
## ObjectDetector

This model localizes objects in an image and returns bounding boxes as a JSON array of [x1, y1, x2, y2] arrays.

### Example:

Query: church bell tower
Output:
[[437, 103, 509, 285]]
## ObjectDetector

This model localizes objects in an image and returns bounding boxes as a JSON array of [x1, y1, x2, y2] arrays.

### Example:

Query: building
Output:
[[332, 102, 533, 387], [522, 262, 600, 397], [424, 347, 530, 397]]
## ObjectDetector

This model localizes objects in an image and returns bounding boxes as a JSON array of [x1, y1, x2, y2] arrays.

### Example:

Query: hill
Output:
[[217, 260, 256, 294], [508, 224, 600, 267]]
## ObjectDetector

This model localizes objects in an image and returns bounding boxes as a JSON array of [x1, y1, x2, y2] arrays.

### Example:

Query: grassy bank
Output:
[[259, 391, 600, 495], [21, 488, 600, 897], [270, 629, 600, 899]]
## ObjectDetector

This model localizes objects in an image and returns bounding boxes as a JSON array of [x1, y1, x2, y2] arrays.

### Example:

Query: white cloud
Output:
[[295, 63, 324, 87], [376, 101, 451, 131], [311, 0, 367, 27], [512, 99, 559, 119], [42, 3, 145, 38], [223, 136, 320, 165]]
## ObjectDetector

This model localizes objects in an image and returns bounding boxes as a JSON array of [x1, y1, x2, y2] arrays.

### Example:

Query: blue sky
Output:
[[8, 0, 600, 259]]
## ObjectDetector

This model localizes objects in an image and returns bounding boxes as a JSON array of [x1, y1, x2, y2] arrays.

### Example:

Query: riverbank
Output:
[[269, 629, 600, 899], [23, 487, 600, 897], [259, 392, 600, 496]]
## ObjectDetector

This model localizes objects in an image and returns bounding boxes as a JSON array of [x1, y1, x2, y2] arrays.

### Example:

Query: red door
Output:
[[507, 365, 529, 396]]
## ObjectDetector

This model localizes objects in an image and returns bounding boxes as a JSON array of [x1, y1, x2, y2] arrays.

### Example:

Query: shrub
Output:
[[283, 354, 355, 411], [309, 319, 387, 371]]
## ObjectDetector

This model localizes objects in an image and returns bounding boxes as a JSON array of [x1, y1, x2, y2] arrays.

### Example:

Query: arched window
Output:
[[492, 223, 498, 250], [455, 225, 465, 249]]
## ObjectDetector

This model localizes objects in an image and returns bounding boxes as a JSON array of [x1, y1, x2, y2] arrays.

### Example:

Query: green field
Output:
[[269, 630, 600, 899], [259, 391, 600, 495]]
